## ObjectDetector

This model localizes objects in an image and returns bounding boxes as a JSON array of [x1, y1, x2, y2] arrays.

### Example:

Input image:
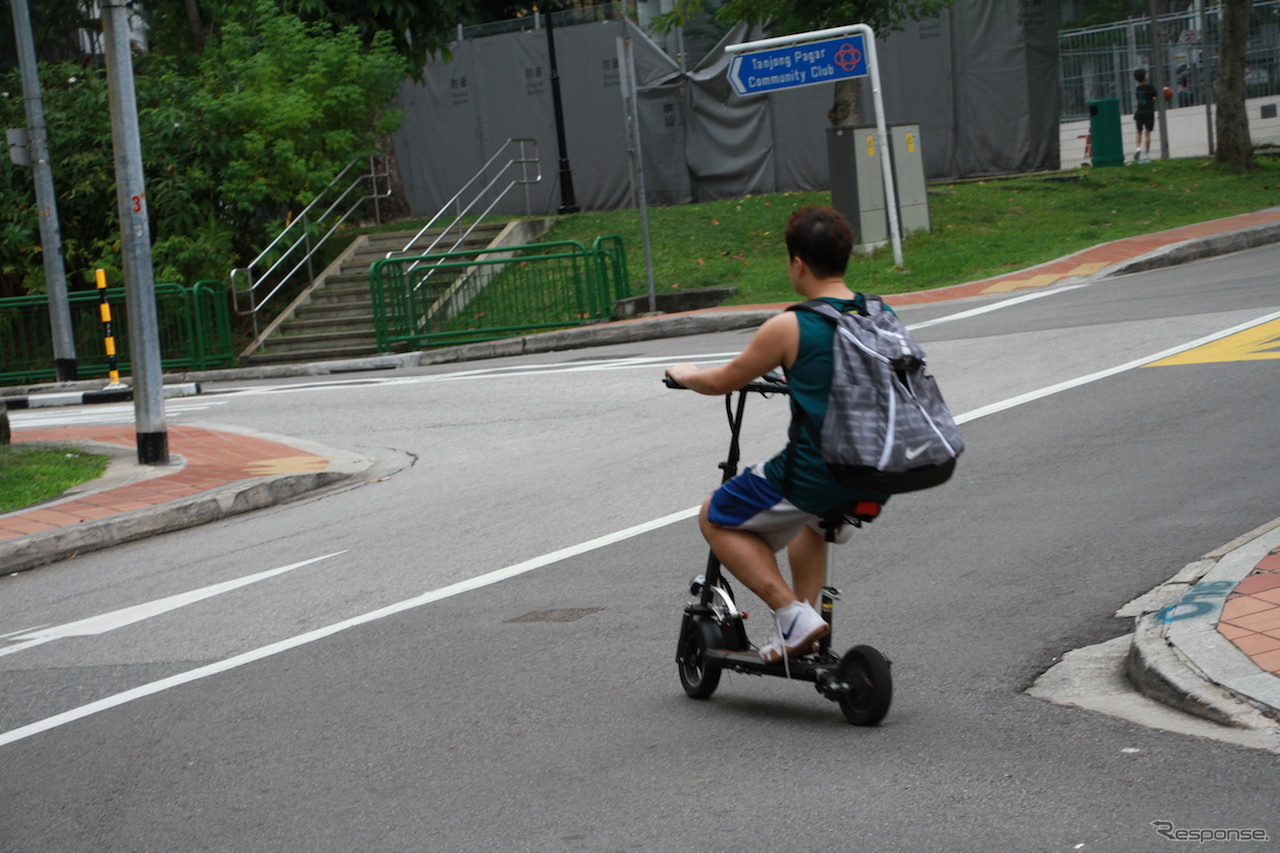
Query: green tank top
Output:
[[762, 295, 891, 514]]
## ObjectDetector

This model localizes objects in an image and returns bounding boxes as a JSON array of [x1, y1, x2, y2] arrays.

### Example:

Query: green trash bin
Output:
[[1089, 98, 1125, 167]]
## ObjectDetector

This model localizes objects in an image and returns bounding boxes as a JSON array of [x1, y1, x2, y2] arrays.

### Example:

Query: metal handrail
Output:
[[230, 154, 391, 334], [387, 138, 541, 285]]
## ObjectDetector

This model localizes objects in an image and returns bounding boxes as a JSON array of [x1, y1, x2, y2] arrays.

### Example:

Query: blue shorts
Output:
[[706, 463, 855, 553]]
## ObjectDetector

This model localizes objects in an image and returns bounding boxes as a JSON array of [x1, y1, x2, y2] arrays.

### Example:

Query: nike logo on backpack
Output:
[[905, 443, 930, 461]]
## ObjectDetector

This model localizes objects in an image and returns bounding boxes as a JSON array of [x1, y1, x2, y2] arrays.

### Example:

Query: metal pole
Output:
[[1147, 0, 1171, 160], [10, 0, 78, 381], [544, 3, 580, 214], [1199, 1, 1214, 155], [101, 1, 168, 465], [617, 35, 656, 313], [861, 31, 904, 267]]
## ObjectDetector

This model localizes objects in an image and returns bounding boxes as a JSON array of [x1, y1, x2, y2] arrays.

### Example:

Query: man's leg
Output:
[[786, 523, 827, 606], [699, 499, 797, 611]]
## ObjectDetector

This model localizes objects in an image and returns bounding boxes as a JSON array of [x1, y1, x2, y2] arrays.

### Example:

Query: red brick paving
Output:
[[1, 425, 329, 545]]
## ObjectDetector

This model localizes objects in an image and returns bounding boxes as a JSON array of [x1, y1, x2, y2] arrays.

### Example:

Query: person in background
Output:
[[1177, 77, 1194, 108], [1133, 68, 1158, 162]]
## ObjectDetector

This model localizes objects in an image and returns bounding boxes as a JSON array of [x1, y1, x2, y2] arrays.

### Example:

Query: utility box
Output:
[[890, 124, 930, 236], [1088, 98, 1125, 167], [828, 125, 886, 251], [828, 124, 931, 253]]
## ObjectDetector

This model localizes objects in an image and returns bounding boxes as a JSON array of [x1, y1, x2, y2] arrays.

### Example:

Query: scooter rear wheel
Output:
[[679, 617, 725, 699], [837, 644, 892, 726]]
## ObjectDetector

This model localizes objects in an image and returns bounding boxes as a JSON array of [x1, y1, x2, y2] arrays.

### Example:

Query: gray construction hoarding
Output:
[[390, 0, 1060, 217]]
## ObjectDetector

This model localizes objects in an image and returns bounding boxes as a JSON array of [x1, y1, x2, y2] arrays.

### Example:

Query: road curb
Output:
[[1126, 614, 1276, 729], [1124, 518, 1280, 729], [419, 310, 779, 363], [1, 382, 202, 410], [0, 468, 365, 575], [1106, 219, 1280, 278]]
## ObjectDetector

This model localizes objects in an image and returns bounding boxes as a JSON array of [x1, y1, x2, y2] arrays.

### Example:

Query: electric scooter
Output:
[[666, 373, 893, 725]]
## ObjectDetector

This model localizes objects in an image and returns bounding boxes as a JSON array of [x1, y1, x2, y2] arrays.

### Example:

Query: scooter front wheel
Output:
[[678, 617, 724, 699], [837, 644, 892, 726]]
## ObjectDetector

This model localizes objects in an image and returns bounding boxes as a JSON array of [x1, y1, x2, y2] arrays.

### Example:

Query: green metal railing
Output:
[[369, 237, 629, 351], [0, 280, 234, 386]]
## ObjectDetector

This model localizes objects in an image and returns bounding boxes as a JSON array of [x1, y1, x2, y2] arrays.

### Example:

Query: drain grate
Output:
[[505, 607, 604, 624]]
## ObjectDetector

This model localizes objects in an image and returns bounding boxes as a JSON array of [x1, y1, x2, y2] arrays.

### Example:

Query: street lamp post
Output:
[[544, 3, 579, 214], [101, 1, 168, 465], [10, 0, 78, 381]]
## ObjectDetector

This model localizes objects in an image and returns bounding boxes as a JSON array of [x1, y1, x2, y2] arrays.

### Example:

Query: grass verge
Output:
[[0, 445, 109, 514]]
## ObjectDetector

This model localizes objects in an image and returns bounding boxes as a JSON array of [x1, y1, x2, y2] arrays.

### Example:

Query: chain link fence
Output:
[[1060, 0, 1280, 122]]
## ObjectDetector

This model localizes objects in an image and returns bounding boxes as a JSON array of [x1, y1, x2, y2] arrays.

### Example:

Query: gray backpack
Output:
[[791, 296, 963, 494]]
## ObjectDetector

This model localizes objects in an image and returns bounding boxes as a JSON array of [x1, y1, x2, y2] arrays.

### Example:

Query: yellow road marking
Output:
[[979, 264, 1107, 296], [1146, 318, 1280, 366], [982, 273, 1061, 294], [245, 456, 331, 475]]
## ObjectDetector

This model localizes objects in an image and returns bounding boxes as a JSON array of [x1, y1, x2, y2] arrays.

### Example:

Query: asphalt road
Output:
[[2, 244, 1279, 851]]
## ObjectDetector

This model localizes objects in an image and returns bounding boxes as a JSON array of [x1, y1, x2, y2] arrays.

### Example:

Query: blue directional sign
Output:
[[728, 34, 868, 97]]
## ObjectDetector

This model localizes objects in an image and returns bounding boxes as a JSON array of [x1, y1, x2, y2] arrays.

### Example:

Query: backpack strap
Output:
[[780, 295, 874, 492], [788, 294, 877, 322]]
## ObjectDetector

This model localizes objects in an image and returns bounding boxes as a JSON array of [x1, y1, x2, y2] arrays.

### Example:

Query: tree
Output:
[[0, 2, 408, 296], [137, 0, 474, 77], [1214, 0, 1256, 171], [1060, 0, 1145, 29], [657, 0, 954, 126]]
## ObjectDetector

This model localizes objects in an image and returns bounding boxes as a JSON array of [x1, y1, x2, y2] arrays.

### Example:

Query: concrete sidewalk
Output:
[[3, 207, 1279, 736]]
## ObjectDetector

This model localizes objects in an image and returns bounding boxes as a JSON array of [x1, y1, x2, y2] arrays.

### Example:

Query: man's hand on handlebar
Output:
[[664, 363, 788, 395], [664, 363, 700, 390]]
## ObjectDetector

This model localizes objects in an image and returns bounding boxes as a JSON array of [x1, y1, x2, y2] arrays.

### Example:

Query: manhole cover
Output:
[[505, 607, 604, 623]]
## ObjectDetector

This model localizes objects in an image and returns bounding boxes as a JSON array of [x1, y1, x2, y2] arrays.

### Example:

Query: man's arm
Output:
[[665, 312, 799, 395]]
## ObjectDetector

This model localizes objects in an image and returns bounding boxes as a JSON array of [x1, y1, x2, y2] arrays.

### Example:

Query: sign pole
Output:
[[726, 24, 903, 267], [859, 28, 903, 267], [616, 35, 657, 314]]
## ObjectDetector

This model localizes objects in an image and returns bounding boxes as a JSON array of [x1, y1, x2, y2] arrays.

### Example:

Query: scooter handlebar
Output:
[[663, 372, 789, 395]]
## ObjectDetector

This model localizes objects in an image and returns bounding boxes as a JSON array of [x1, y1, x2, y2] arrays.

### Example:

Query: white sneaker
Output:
[[758, 601, 828, 664]]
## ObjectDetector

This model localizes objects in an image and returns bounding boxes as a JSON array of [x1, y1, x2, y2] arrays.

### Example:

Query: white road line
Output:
[[0, 510, 696, 748], [0, 553, 344, 659], [10, 399, 227, 429], [5, 309, 1279, 748], [904, 285, 1089, 331]]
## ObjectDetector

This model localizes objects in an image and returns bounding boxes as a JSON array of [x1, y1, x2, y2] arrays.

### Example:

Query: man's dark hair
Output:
[[785, 205, 854, 279], [1134, 68, 1147, 83]]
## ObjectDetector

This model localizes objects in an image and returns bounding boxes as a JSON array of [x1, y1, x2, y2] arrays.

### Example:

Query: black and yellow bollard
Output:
[[96, 269, 126, 390]]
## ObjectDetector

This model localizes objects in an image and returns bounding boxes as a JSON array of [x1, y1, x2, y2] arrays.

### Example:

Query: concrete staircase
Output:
[[240, 221, 537, 366]]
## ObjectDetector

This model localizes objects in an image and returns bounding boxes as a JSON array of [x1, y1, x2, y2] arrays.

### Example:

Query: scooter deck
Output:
[[704, 647, 841, 683]]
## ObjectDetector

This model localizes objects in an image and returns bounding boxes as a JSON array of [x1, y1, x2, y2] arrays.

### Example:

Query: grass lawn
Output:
[[538, 156, 1280, 304], [0, 444, 109, 514]]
